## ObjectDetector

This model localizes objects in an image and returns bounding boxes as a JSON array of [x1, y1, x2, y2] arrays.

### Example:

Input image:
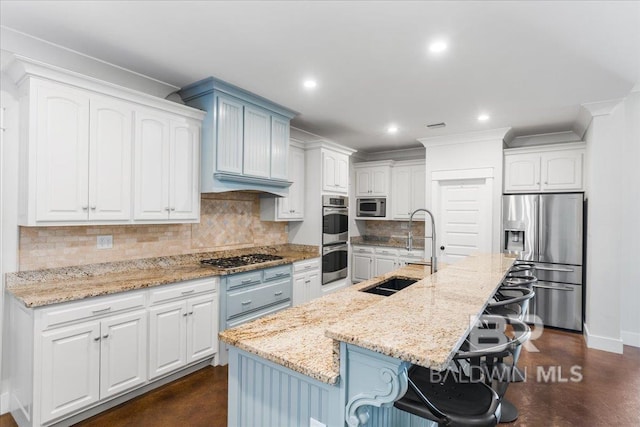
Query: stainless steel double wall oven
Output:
[[322, 195, 348, 285]]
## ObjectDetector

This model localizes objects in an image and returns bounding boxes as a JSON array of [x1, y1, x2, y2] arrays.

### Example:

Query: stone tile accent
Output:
[[18, 193, 287, 271]]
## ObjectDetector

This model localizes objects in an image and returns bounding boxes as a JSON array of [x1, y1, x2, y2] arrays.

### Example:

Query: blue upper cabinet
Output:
[[178, 77, 297, 196]]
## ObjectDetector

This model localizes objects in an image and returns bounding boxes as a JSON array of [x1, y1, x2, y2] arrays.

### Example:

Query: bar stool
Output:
[[502, 274, 537, 289], [486, 286, 535, 321], [394, 315, 531, 427]]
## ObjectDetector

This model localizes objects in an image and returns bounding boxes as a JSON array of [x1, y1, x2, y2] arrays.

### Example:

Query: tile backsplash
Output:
[[362, 220, 425, 238], [18, 192, 287, 271]]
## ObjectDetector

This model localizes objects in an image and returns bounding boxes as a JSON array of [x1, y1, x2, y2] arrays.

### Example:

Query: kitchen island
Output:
[[219, 253, 515, 427]]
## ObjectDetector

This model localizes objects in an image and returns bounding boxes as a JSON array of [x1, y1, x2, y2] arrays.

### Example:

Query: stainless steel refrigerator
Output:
[[502, 193, 584, 331]]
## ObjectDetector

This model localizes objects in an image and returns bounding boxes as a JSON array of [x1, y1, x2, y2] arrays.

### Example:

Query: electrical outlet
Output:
[[97, 235, 113, 249]]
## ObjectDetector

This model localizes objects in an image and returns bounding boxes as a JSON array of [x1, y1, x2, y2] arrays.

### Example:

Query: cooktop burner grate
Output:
[[200, 253, 283, 269]]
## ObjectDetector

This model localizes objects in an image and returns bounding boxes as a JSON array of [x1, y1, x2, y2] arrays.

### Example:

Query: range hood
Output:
[[178, 76, 298, 197]]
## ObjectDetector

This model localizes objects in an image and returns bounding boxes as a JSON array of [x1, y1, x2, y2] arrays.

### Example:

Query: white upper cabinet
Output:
[[33, 80, 91, 222], [178, 77, 297, 196], [322, 149, 349, 194], [260, 142, 305, 221], [11, 58, 205, 226], [504, 143, 585, 193], [134, 109, 200, 222], [391, 160, 426, 220], [354, 162, 392, 197], [89, 96, 133, 221], [169, 119, 200, 220]]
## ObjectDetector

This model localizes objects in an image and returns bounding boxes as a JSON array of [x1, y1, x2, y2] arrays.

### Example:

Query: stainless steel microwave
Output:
[[356, 198, 386, 217]]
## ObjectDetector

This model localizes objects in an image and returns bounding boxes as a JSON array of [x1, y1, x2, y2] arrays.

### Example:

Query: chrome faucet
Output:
[[407, 208, 438, 274]]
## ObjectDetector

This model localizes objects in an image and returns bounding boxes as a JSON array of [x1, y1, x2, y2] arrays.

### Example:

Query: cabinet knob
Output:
[[93, 336, 101, 342], [183, 312, 188, 317], [82, 206, 89, 211], [170, 207, 176, 211], [165, 207, 171, 211], [440, 246, 445, 250], [102, 334, 109, 339], [188, 311, 194, 316], [90, 206, 96, 210]]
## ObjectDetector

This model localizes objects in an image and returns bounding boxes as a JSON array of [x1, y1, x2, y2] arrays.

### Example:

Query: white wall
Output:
[[619, 88, 640, 347], [0, 67, 21, 414], [583, 88, 640, 352], [419, 128, 509, 257]]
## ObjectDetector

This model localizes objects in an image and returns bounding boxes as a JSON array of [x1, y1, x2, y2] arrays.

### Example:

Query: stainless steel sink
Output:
[[360, 277, 418, 296]]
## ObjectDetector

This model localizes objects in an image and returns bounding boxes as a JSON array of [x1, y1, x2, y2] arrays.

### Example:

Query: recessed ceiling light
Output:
[[303, 79, 317, 89], [478, 114, 490, 122], [387, 125, 399, 134], [429, 40, 448, 54]]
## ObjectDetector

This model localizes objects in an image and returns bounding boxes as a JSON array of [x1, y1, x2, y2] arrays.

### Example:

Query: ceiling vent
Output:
[[426, 122, 446, 129]]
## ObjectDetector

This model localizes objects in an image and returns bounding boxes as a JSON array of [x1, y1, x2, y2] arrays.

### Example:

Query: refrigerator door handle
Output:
[[533, 284, 575, 291], [534, 266, 575, 273]]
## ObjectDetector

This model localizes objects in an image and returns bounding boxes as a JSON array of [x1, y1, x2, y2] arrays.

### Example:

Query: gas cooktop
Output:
[[200, 253, 283, 269]]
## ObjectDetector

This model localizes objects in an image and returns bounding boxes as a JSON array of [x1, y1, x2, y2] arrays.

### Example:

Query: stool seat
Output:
[[394, 366, 500, 427]]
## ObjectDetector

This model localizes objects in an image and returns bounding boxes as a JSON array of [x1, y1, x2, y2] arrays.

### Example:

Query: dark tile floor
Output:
[[1, 328, 638, 426]]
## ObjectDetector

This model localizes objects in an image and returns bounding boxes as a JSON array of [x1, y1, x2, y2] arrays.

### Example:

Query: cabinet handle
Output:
[[305, 280, 311, 284], [275, 272, 286, 277], [181, 289, 195, 295], [93, 336, 101, 342], [183, 312, 188, 317], [92, 307, 111, 314], [90, 206, 96, 210], [188, 311, 194, 316], [274, 291, 283, 296], [241, 300, 252, 305], [241, 279, 254, 284], [102, 334, 109, 339], [170, 207, 176, 211], [82, 206, 89, 211], [165, 207, 170, 211]]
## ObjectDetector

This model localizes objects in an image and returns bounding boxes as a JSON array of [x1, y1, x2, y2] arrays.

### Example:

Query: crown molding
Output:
[[418, 127, 511, 148]]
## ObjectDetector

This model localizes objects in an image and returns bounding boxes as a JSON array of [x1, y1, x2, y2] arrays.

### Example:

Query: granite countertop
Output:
[[351, 235, 425, 249], [6, 244, 319, 308], [218, 263, 433, 384], [219, 253, 515, 385]]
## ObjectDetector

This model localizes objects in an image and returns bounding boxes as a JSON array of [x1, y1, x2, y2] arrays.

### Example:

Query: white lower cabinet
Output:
[[148, 281, 218, 379], [41, 308, 147, 423], [352, 245, 425, 283], [9, 277, 218, 427], [352, 246, 374, 282], [292, 258, 321, 306]]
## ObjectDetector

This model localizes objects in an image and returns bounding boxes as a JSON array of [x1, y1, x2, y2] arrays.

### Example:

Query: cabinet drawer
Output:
[[226, 279, 291, 319], [226, 300, 291, 329], [398, 249, 424, 259], [149, 277, 217, 305], [226, 271, 262, 290], [293, 258, 320, 274], [263, 265, 291, 282], [352, 246, 375, 254], [375, 247, 399, 256], [41, 292, 146, 330]]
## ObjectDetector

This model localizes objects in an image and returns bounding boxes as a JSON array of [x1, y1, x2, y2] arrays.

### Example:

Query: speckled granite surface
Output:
[[220, 253, 515, 384], [6, 244, 319, 308], [219, 263, 432, 384], [351, 235, 425, 249]]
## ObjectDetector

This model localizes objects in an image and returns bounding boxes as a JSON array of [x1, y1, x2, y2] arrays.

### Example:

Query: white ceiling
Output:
[[1, 1, 639, 152]]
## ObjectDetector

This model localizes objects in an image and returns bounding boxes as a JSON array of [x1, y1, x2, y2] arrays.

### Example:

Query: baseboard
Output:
[[583, 323, 624, 354], [621, 330, 640, 348], [0, 392, 8, 415]]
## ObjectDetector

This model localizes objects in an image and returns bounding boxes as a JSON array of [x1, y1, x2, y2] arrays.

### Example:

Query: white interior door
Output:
[[433, 177, 492, 264]]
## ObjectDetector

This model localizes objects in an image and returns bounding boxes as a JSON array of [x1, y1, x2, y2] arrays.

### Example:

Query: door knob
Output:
[[440, 246, 445, 250]]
